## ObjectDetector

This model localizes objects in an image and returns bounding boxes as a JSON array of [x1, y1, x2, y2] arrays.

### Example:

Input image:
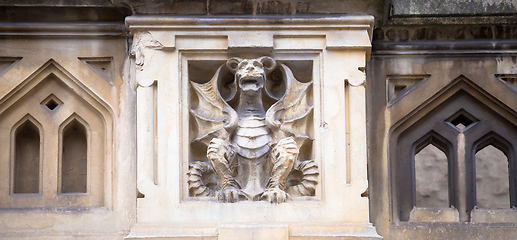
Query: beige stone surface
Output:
[[409, 207, 460, 222], [368, 53, 517, 239], [218, 225, 289, 240], [0, 14, 379, 240], [471, 207, 517, 223], [0, 24, 135, 238], [127, 16, 380, 239]]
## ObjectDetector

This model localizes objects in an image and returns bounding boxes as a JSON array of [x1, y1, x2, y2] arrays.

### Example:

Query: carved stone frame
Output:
[[180, 51, 323, 202], [128, 16, 379, 239]]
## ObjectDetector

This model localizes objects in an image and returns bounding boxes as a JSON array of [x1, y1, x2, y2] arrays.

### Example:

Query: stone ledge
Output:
[[126, 223, 382, 240], [373, 25, 517, 42], [125, 15, 374, 31], [0, 23, 128, 38]]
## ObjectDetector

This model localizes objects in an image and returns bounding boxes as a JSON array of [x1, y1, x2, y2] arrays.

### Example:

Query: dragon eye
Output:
[[253, 61, 262, 68]]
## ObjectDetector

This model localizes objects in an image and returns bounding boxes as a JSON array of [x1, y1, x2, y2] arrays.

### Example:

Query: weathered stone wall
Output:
[[392, 0, 517, 16], [0, 0, 516, 239], [0, 0, 386, 26]]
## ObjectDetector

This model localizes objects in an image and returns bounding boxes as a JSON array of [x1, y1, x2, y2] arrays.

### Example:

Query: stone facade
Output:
[[0, 22, 133, 239], [0, 0, 516, 239], [127, 16, 377, 239]]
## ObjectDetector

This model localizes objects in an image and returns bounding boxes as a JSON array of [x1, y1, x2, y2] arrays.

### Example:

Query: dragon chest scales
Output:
[[232, 117, 272, 159]]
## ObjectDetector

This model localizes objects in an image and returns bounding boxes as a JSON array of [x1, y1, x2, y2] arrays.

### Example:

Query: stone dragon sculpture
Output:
[[187, 56, 318, 203]]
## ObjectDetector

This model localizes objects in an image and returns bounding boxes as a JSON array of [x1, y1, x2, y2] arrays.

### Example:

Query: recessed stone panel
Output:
[[128, 15, 379, 239]]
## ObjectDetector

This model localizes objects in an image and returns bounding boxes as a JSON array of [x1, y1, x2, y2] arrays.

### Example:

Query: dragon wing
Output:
[[190, 66, 238, 146], [265, 64, 314, 148]]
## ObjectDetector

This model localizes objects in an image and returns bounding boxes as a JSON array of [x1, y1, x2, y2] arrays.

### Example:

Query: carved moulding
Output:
[[187, 56, 318, 203], [128, 15, 380, 240]]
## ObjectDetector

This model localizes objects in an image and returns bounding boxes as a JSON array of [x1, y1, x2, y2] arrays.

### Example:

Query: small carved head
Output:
[[226, 56, 276, 92]]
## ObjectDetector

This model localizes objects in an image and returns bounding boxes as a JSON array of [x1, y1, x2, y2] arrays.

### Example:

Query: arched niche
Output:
[[0, 60, 113, 208], [11, 115, 43, 194], [60, 116, 89, 194]]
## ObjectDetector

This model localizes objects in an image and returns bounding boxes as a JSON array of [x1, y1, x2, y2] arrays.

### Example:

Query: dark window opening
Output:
[[14, 121, 40, 194], [61, 119, 87, 193]]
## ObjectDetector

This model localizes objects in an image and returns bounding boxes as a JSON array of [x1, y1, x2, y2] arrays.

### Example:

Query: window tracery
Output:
[[391, 76, 517, 222]]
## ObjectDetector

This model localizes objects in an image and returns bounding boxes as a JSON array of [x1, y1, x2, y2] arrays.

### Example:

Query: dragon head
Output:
[[226, 56, 276, 92]]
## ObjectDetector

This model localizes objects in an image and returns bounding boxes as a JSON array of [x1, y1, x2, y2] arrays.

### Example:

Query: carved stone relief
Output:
[[187, 56, 318, 203], [130, 31, 164, 71], [128, 16, 377, 239]]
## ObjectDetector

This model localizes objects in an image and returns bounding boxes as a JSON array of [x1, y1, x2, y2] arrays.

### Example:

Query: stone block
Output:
[[218, 225, 288, 240], [127, 15, 380, 239]]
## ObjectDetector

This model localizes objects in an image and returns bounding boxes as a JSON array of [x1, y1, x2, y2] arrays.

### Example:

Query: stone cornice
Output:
[[0, 22, 128, 38], [126, 15, 374, 35], [372, 24, 517, 54]]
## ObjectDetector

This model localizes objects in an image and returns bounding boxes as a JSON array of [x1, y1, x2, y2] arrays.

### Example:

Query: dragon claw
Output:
[[218, 187, 241, 203], [260, 188, 290, 203]]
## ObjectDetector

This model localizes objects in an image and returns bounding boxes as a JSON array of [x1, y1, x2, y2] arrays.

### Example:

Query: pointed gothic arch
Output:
[[390, 75, 517, 222], [10, 114, 43, 195], [0, 59, 114, 208], [413, 131, 453, 208], [472, 132, 516, 209]]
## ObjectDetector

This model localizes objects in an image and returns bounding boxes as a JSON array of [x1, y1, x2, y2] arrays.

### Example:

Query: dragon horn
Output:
[[226, 57, 243, 73], [258, 56, 277, 73]]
